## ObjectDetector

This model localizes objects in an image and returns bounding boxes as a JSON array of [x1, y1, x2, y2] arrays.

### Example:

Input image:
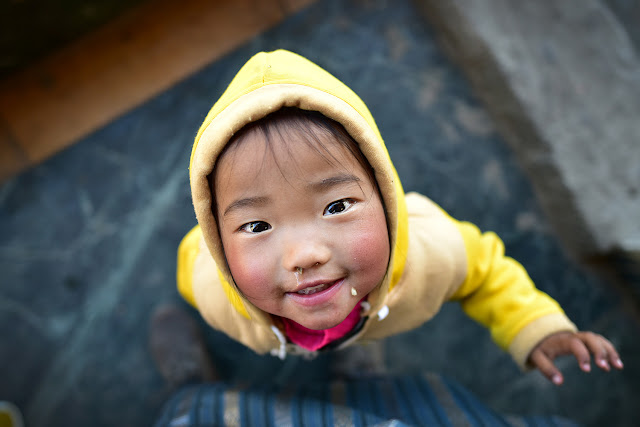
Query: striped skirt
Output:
[[154, 373, 580, 427]]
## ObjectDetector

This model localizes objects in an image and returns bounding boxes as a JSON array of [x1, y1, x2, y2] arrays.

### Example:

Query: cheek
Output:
[[223, 241, 270, 297], [348, 208, 390, 274], [351, 228, 389, 270]]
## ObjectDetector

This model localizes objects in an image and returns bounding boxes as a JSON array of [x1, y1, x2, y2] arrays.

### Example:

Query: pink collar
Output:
[[280, 301, 363, 351]]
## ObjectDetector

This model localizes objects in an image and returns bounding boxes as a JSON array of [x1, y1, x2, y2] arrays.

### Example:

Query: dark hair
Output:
[[209, 107, 379, 218]]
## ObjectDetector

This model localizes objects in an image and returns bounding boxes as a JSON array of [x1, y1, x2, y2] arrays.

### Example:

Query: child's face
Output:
[[214, 126, 390, 330]]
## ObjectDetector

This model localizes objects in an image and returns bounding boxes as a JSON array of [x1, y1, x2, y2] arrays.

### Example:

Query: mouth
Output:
[[286, 278, 345, 306], [296, 283, 331, 295]]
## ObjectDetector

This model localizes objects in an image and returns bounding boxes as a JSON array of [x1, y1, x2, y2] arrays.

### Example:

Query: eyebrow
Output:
[[308, 174, 361, 192], [222, 174, 361, 217], [223, 196, 270, 217]]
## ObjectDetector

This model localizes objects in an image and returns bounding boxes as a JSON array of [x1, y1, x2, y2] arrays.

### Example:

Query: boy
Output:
[[177, 49, 622, 385]]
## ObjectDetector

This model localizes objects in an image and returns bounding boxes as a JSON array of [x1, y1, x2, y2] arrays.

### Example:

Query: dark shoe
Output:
[[330, 341, 387, 379], [149, 303, 217, 386]]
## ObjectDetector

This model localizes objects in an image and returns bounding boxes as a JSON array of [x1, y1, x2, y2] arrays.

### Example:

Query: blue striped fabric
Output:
[[153, 374, 581, 427]]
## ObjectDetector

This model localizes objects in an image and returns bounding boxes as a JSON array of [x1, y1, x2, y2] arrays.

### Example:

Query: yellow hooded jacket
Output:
[[178, 50, 576, 369]]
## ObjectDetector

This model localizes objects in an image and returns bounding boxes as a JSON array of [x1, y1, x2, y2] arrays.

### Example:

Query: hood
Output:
[[189, 49, 408, 322]]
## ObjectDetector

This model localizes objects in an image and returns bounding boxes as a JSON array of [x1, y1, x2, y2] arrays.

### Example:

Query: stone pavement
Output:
[[1, 1, 638, 426], [417, 0, 640, 301]]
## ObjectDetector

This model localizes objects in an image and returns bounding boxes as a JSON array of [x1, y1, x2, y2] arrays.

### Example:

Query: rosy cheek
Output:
[[352, 228, 390, 270], [345, 206, 390, 274], [357, 204, 390, 265], [225, 245, 268, 297]]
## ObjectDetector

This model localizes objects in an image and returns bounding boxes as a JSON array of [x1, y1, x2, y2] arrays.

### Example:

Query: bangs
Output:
[[209, 107, 379, 217]]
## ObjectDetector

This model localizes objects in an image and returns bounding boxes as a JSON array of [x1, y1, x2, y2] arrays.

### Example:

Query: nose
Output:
[[281, 229, 331, 272]]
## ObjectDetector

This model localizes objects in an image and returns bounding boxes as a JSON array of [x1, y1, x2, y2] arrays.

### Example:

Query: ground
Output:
[[1, 1, 638, 426]]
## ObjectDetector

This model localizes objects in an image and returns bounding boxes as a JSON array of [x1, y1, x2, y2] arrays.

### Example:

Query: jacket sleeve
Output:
[[448, 218, 577, 369], [176, 225, 203, 308]]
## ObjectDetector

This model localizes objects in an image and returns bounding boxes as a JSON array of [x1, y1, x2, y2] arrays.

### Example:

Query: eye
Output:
[[324, 198, 355, 216], [239, 221, 271, 233]]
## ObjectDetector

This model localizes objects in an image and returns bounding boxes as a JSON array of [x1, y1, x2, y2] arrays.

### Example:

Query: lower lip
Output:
[[286, 279, 345, 307]]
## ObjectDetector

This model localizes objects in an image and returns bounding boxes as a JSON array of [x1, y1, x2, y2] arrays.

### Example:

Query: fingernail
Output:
[[552, 374, 562, 385], [615, 358, 624, 369], [581, 362, 591, 372], [599, 360, 610, 370]]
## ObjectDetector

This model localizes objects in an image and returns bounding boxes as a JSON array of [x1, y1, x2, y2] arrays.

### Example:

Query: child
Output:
[[177, 49, 622, 385]]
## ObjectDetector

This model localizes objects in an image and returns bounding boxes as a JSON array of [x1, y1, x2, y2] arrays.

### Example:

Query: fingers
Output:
[[529, 348, 564, 385], [529, 331, 624, 386], [568, 335, 592, 372], [577, 332, 624, 372], [599, 335, 624, 370]]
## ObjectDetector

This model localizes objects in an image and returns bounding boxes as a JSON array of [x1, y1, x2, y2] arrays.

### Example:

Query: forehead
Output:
[[213, 122, 369, 193]]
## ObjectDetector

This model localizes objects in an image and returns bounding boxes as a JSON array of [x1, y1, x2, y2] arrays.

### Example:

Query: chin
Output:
[[298, 316, 344, 331]]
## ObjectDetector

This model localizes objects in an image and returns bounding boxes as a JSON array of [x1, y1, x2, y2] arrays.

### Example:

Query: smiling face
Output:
[[213, 113, 390, 330]]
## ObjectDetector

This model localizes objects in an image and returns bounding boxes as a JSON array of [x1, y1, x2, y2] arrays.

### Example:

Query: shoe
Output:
[[149, 303, 217, 386], [330, 341, 387, 379]]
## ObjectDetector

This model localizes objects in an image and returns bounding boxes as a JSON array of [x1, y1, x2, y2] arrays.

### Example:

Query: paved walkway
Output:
[[1, 1, 638, 426]]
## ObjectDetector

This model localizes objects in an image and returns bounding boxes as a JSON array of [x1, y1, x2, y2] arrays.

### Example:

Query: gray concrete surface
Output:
[[1, 0, 638, 426], [606, 0, 640, 53], [416, 0, 640, 269]]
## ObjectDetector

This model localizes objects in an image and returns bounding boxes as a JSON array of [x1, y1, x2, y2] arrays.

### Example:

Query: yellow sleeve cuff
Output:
[[509, 312, 577, 370]]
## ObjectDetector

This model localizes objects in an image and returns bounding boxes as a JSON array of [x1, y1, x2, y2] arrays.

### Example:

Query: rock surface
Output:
[[1, 1, 638, 426], [416, 0, 640, 263]]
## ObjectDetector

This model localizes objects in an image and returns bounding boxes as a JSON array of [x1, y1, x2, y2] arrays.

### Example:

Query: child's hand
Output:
[[528, 331, 623, 385]]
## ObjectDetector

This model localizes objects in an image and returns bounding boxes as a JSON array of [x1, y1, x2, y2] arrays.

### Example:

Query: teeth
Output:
[[297, 283, 329, 295]]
